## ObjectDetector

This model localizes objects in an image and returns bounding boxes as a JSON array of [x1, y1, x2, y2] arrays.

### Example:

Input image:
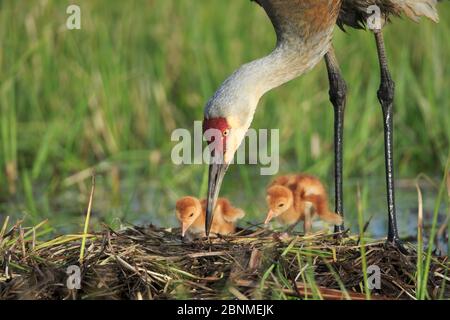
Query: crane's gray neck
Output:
[[205, 33, 332, 122], [246, 41, 325, 95]]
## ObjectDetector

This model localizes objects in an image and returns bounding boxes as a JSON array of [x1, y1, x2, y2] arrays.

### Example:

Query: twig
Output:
[[80, 172, 96, 264]]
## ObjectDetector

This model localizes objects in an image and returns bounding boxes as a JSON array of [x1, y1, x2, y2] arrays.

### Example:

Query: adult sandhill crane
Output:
[[202, 0, 439, 249]]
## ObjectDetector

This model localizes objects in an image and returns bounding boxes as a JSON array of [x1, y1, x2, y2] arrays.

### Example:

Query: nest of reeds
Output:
[[0, 223, 449, 300]]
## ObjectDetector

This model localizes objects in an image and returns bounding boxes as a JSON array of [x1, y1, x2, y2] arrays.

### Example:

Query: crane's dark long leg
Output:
[[374, 30, 405, 251], [325, 47, 346, 235]]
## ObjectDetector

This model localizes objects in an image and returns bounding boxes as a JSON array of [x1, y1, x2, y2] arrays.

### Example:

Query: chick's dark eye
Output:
[[189, 213, 194, 217], [223, 129, 229, 137], [278, 203, 284, 208]]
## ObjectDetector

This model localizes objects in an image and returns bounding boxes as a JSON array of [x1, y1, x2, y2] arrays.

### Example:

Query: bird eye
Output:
[[223, 129, 230, 137], [189, 212, 194, 217], [278, 203, 284, 208]]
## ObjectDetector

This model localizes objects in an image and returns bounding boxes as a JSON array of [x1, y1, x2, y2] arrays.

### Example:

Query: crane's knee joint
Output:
[[377, 76, 395, 108], [329, 73, 347, 110]]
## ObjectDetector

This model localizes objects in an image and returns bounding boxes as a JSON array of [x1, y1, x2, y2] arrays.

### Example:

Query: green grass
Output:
[[417, 160, 449, 299], [356, 183, 371, 300], [0, 0, 449, 235]]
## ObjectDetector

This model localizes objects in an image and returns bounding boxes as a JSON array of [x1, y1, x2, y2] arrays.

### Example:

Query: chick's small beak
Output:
[[181, 222, 189, 237], [265, 210, 275, 224], [205, 162, 228, 236]]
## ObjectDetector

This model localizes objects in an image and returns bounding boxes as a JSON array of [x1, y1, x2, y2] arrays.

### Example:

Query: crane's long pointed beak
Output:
[[205, 162, 228, 236]]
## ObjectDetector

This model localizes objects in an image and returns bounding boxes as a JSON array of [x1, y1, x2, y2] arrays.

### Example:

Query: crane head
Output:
[[202, 60, 261, 236], [202, 116, 249, 236], [175, 196, 202, 237], [265, 185, 294, 224], [203, 117, 230, 237]]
